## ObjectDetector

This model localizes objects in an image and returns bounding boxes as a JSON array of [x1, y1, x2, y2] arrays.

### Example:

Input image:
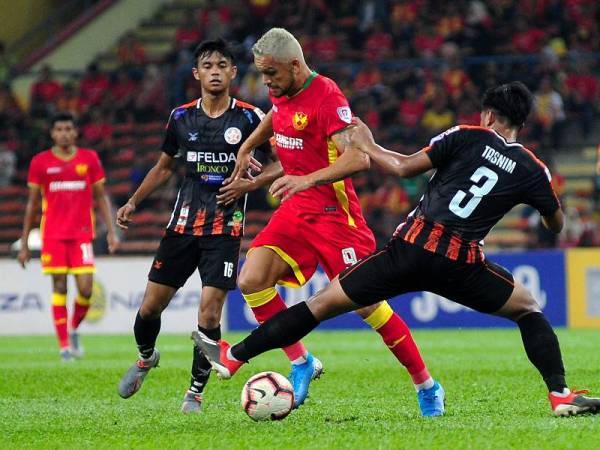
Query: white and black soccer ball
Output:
[[241, 371, 294, 421]]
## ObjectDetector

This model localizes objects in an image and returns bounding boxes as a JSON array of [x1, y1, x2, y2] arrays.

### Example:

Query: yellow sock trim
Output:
[[51, 293, 67, 306], [75, 294, 91, 306], [363, 301, 394, 330], [243, 287, 278, 308]]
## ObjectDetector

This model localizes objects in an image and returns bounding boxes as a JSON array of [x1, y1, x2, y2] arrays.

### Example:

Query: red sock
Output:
[[365, 302, 430, 384], [245, 287, 307, 362], [71, 294, 91, 330], [51, 304, 69, 350]]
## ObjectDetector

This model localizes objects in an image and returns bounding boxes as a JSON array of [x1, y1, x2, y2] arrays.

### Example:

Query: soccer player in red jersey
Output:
[[209, 28, 443, 415], [18, 113, 118, 361]]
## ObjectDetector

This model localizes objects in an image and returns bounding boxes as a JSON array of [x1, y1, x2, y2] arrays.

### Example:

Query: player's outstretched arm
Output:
[[116, 153, 175, 230], [350, 118, 433, 178], [93, 182, 119, 253], [17, 185, 41, 268], [228, 109, 273, 182], [269, 126, 369, 201]]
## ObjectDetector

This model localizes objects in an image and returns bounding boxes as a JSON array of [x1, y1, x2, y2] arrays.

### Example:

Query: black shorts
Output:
[[148, 231, 241, 290], [339, 237, 514, 314]]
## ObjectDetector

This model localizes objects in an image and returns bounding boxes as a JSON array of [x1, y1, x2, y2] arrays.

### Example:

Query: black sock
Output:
[[190, 325, 221, 394], [231, 302, 319, 362], [134, 311, 161, 359], [517, 312, 566, 392]]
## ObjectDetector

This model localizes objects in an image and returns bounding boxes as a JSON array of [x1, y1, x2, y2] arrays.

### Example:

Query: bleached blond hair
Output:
[[252, 28, 305, 64]]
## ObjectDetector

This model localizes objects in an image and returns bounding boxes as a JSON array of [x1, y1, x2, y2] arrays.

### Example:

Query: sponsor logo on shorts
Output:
[[292, 111, 308, 130], [153, 260, 163, 270], [224, 127, 242, 144]]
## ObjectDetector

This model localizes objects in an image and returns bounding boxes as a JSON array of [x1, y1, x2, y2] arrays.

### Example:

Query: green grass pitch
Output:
[[1, 329, 599, 449]]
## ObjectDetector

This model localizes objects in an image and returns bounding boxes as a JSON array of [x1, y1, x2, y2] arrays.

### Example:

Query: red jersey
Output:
[[27, 148, 105, 240], [270, 73, 366, 228]]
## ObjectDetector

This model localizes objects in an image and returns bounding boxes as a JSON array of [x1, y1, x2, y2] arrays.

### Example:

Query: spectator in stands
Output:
[[309, 23, 339, 63], [565, 62, 599, 139], [0, 83, 24, 129], [364, 21, 393, 61], [117, 32, 146, 71], [511, 17, 546, 54], [80, 63, 109, 109], [0, 41, 15, 83], [81, 108, 113, 149], [197, 0, 232, 40], [421, 94, 454, 136], [134, 64, 167, 122], [533, 77, 566, 148], [55, 82, 83, 118], [110, 69, 139, 119], [175, 12, 203, 50], [30, 65, 63, 117], [0, 143, 16, 187], [398, 86, 425, 139]]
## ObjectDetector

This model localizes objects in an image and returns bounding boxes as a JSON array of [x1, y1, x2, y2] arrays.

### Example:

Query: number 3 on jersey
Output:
[[449, 166, 498, 218]]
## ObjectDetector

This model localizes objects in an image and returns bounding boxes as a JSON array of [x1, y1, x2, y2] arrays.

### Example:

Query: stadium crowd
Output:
[[1, 0, 599, 249]]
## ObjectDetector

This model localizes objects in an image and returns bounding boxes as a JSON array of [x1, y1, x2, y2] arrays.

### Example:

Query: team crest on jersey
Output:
[[75, 164, 88, 176], [224, 127, 242, 144], [293, 112, 309, 130]]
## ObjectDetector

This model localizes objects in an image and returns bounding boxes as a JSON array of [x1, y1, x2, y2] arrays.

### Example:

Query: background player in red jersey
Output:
[[209, 28, 444, 415], [196, 82, 600, 417], [18, 113, 118, 361]]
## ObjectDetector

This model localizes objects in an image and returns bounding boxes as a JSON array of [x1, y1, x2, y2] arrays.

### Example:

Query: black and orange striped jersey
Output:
[[161, 97, 269, 237], [395, 125, 560, 263]]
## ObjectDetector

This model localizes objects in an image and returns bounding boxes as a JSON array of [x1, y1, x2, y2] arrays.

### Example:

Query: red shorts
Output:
[[250, 203, 376, 286], [41, 238, 95, 275]]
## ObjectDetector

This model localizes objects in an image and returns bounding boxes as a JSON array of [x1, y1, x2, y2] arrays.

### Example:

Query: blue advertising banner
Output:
[[226, 250, 567, 330]]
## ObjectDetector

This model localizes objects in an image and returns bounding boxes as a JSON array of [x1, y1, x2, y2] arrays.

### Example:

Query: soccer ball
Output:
[[241, 371, 294, 421]]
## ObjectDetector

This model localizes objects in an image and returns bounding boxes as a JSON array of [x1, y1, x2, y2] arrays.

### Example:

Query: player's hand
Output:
[[217, 178, 256, 205], [17, 246, 31, 269], [116, 202, 136, 230], [269, 175, 313, 201], [225, 153, 262, 184], [107, 231, 119, 254], [349, 117, 375, 152]]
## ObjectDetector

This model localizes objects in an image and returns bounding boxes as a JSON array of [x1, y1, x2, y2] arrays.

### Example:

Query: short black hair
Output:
[[50, 112, 76, 128], [481, 81, 533, 128], [193, 39, 235, 66]]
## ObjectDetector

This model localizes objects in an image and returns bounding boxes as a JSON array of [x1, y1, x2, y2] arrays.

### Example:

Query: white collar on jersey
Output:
[[196, 98, 237, 109], [490, 128, 523, 147]]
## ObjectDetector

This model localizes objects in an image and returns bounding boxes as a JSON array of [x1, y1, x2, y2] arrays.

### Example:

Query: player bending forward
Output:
[[195, 82, 600, 417], [18, 113, 118, 361], [194, 27, 444, 415]]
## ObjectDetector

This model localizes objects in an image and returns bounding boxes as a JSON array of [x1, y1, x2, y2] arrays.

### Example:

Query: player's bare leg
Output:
[[69, 273, 93, 358], [223, 246, 322, 407], [182, 286, 227, 413], [50, 274, 71, 361], [494, 281, 600, 416], [118, 281, 176, 399]]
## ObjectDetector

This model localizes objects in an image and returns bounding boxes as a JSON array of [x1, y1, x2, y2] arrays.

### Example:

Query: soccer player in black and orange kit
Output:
[[115, 40, 275, 413], [198, 27, 443, 415], [196, 82, 600, 416], [18, 113, 118, 361]]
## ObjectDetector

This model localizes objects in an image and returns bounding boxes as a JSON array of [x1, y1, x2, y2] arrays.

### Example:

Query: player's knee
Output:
[[53, 280, 67, 295], [78, 286, 93, 299], [500, 288, 541, 321], [139, 301, 163, 320], [199, 299, 222, 327], [238, 270, 268, 295]]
